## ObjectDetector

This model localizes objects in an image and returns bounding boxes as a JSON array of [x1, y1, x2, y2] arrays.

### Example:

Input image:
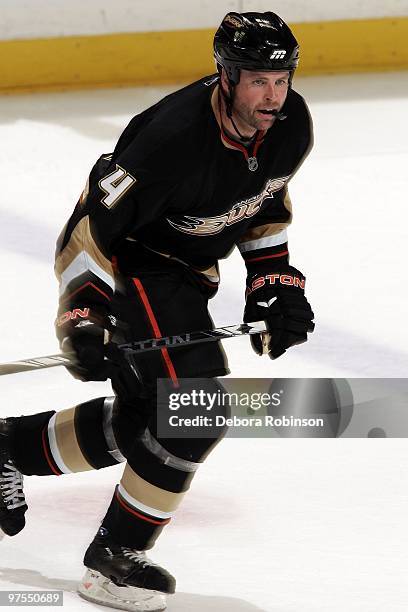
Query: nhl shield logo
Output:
[[247, 157, 258, 172]]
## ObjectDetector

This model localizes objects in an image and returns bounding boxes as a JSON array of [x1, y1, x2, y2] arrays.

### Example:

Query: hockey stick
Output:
[[0, 321, 267, 376]]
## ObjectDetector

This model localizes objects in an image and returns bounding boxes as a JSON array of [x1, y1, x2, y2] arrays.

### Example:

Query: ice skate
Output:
[[78, 527, 175, 611], [0, 418, 27, 537]]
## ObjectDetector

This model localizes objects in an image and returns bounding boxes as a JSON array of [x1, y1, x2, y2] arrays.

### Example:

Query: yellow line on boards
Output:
[[293, 17, 408, 75], [0, 17, 407, 94]]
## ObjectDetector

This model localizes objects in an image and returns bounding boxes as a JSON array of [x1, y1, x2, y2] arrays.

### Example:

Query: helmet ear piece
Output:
[[216, 62, 240, 87], [218, 70, 234, 105]]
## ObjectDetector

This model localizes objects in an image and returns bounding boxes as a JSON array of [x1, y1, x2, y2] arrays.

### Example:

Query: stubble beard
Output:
[[232, 102, 261, 133], [232, 99, 274, 134]]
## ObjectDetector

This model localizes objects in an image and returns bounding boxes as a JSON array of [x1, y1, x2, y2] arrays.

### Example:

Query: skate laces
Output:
[[121, 548, 157, 569], [0, 462, 26, 510]]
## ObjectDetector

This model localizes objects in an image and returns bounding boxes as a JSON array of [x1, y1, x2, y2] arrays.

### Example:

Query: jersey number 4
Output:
[[99, 165, 136, 209]]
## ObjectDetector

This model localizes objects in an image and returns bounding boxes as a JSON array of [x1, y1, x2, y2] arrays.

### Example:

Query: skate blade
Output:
[[78, 569, 168, 612]]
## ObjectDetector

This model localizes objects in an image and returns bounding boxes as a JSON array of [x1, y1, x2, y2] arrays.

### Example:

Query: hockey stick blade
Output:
[[0, 321, 267, 376]]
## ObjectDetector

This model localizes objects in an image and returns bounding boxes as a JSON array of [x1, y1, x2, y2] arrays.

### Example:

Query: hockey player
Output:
[[0, 11, 314, 612]]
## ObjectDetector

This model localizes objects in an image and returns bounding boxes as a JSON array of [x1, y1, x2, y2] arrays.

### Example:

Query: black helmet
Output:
[[214, 12, 299, 85]]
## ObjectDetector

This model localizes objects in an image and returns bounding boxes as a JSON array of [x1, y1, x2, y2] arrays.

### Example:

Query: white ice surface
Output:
[[0, 72, 408, 611]]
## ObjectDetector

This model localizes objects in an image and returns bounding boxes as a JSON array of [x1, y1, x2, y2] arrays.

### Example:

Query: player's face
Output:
[[231, 70, 290, 133]]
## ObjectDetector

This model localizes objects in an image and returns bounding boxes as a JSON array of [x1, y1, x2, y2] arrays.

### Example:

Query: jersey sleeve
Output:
[[54, 145, 172, 316], [237, 185, 292, 271]]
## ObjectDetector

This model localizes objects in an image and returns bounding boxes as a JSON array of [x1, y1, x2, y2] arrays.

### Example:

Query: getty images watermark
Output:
[[156, 379, 328, 438], [158, 378, 408, 438], [167, 388, 324, 429]]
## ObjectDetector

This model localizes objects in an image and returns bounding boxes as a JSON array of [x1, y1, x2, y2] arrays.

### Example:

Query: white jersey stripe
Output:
[[238, 229, 288, 253], [59, 251, 115, 296], [47, 414, 72, 474]]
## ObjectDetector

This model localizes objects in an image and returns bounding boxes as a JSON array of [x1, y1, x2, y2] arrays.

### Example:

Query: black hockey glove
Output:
[[244, 265, 315, 359], [56, 308, 115, 381]]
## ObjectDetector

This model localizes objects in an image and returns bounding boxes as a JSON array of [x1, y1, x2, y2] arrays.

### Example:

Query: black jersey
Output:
[[55, 75, 313, 314]]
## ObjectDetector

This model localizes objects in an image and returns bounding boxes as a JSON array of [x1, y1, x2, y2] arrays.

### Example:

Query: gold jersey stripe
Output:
[[239, 192, 292, 244], [55, 215, 114, 292]]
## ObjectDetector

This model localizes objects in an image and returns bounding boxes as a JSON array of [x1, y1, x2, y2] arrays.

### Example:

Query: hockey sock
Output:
[[100, 422, 226, 549], [11, 397, 126, 476]]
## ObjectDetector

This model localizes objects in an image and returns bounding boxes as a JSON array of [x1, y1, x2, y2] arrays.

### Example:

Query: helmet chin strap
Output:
[[218, 80, 255, 142]]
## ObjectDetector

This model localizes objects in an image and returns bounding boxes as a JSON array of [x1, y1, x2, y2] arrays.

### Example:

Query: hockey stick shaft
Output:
[[0, 321, 267, 376]]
